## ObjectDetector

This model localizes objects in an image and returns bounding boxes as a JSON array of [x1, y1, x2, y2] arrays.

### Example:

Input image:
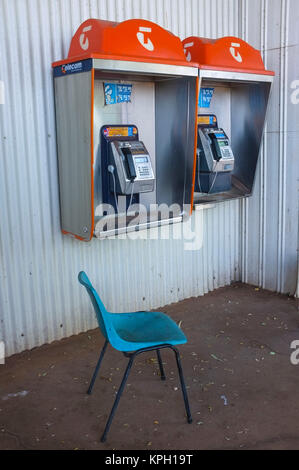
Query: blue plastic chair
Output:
[[78, 271, 192, 442]]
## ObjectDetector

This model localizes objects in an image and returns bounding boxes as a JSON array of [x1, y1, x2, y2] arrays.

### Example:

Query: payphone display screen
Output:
[[197, 114, 217, 127], [135, 156, 148, 164], [103, 126, 138, 138]]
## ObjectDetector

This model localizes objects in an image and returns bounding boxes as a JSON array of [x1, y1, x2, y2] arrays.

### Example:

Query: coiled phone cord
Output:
[[197, 151, 220, 195], [208, 162, 220, 194], [197, 149, 202, 193], [108, 165, 135, 214], [108, 165, 119, 213], [128, 181, 135, 212]]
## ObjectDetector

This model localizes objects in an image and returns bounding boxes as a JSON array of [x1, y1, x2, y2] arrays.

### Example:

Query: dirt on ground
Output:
[[0, 283, 298, 450]]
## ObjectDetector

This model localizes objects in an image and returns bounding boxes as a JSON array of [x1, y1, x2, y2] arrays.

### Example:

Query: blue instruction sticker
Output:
[[104, 83, 117, 105], [104, 83, 132, 105], [199, 87, 214, 108], [117, 84, 132, 103]]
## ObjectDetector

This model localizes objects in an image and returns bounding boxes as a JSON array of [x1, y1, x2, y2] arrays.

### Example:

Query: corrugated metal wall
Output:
[[239, 0, 299, 295], [0, 0, 241, 357]]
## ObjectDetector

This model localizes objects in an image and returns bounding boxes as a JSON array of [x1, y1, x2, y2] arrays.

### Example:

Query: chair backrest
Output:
[[78, 271, 111, 340]]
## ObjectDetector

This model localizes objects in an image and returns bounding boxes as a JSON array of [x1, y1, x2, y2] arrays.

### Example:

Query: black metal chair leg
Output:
[[87, 339, 108, 395], [156, 349, 166, 380], [101, 355, 135, 442], [172, 346, 192, 423]]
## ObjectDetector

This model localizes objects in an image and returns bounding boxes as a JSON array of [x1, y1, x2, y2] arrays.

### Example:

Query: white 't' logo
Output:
[[230, 42, 243, 63], [136, 27, 154, 51], [79, 25, 92, 51], [184, 42, 194, 62]]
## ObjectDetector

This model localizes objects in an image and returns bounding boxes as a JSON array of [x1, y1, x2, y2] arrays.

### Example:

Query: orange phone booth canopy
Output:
[[54, 18, 196, 68], [182, 35, 274, 75]]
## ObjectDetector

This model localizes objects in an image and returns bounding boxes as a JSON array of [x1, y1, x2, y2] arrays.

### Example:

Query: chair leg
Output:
[[171, 346, 192, 423], [156, 349, 166, 380], [87, 339, 108, 395], [101, 355, 134, 442]]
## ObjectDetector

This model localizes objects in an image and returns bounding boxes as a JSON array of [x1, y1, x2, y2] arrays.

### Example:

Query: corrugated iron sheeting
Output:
[[240, 0, 299, 295], [0, 0, 240, 356]]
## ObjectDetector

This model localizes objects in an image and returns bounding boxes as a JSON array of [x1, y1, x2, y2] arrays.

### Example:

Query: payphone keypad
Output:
[[134, 156, 153, 179]]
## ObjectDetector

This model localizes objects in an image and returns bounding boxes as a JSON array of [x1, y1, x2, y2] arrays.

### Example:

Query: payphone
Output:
[[100, 125, 155, 212], [195, 114, 234, 194]]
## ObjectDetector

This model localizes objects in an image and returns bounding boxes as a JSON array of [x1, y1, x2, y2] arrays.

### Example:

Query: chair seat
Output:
[[109, 310, 187, 351]]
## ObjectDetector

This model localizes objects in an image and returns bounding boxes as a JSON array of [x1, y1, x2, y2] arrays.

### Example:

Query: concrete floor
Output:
[[0, 283, 298, 450]]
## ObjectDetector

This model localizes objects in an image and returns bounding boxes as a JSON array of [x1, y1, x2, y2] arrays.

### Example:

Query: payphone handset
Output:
[[110, 140, 155, 195]]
